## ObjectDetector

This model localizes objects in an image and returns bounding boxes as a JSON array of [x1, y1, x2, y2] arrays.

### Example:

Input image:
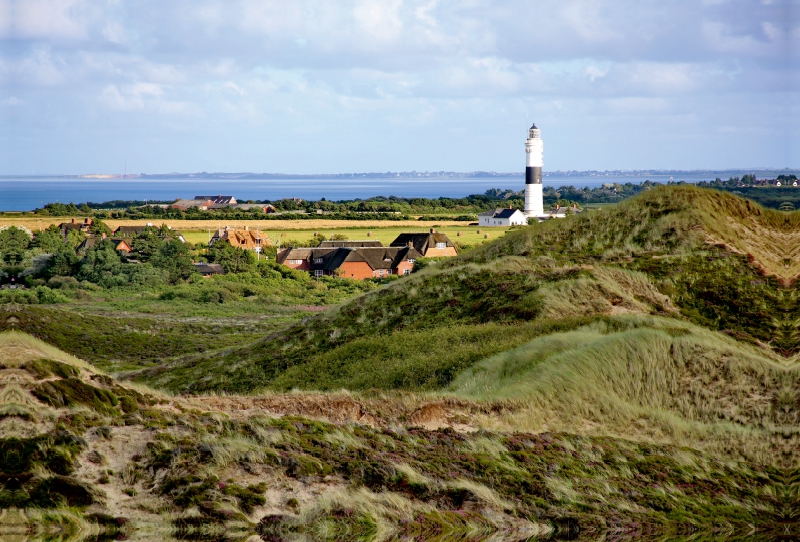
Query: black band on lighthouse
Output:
[[525, 166, 542, 185]]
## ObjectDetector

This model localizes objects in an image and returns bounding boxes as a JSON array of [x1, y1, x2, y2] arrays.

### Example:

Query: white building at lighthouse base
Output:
[[478, 208, 527, 227]]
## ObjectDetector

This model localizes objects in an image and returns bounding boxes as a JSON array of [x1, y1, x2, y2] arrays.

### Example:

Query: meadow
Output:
[[0, 216, 469, 232], [180, 224, 506, 248]]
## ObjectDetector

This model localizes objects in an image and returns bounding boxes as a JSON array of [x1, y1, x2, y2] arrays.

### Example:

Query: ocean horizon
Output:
[[0, 172, 754, 212]]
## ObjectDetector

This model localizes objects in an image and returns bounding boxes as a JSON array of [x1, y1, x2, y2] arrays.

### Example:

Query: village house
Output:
[[478, 208, 527, 227], [171, 197, 275, 213], [171, 199, 216, 210], [318, 240, 384, 248], [210, 226, 271, 252], [277, 245, 420, 279], [111, 225, 186, 242], [389, 229, 458, 257], [233, 203, 276, 213], [543, 203, 581, 219], [195, 195, 237, 205], [193, 262, 225, 277], [58, 218, 93, 239], [112, 225, 149, 237], [77, 235, 133, 254]]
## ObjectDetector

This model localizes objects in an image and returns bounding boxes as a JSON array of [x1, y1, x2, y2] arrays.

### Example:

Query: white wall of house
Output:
[[478, 210, 527, 227]]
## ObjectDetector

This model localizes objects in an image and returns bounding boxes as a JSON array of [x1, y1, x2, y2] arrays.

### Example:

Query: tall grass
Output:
[[0, 330, 96, 369], [450, 315, 795, 463]]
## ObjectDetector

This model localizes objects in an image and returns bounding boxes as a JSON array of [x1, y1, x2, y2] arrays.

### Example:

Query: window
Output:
[[408, 259, 415, 264], [314, 257, 324, 264], [379, 269, 386, 276], [403, 269, 411, 275], [314, 270, 323, 277], [436, 242, 447, 249], [288, 259, 302, 265]]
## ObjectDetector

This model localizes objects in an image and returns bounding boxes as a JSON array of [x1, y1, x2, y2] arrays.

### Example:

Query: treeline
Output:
[[27, 186, 654, 220], [22, 178, 798, 220], [31, 195, 508, 220], [0, 223, 266, 288], [0, 224, 376, 305]]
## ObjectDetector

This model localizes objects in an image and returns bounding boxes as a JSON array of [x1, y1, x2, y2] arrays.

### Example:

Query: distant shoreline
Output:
[[2, 168, 797, 181]]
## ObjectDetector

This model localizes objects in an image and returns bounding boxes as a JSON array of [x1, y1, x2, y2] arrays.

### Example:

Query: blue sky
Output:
[[0, 0, 797, 174]]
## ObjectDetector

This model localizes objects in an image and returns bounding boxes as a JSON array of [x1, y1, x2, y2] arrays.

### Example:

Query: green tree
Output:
[[41, 248, 80, 280], [0, 227, 32, 266], [77, 240, 124, 287], [65, 229, 87, 250], [208, 242, 257, 273], [31, 226, 65, 253], [130, 227, 163, 262], [88, 219, 112, 236], [151, 239, 195, 283]]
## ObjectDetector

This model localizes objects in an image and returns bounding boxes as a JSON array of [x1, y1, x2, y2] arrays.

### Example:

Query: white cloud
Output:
[[0, 0, 11, 37], [584, 65, 608, 82], [222, 81, 246, 96], [353, 0, 404, 41], [560, 1, 622, 44], [9, 0, 93, 40], [100, 83, 161, 110], [2, 96, 21, 106], [101, 21, 126, 44], [99, 82, 187, 114], [15, 47, 66, 85], [0, 0, 794, 173]]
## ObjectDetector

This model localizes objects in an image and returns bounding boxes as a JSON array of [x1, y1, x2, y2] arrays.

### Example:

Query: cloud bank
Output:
[[0, 0, 797, 173]]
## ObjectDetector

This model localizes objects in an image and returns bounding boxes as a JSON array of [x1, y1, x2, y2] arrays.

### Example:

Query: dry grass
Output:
[[0, 330, 97, 369], [0, 216, 468, 231]]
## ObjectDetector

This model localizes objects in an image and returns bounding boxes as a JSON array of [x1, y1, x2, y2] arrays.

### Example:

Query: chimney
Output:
[[408, 241, 413, 247], [430, 228, 435, 234], [71, 218, 76, 224], [244, 225, 249, 231]]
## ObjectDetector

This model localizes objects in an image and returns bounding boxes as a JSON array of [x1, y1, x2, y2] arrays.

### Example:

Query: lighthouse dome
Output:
[[528, 122, 540, 139]]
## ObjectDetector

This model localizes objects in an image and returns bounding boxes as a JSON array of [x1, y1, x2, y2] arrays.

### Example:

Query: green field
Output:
[[180, 224, 509, 248]]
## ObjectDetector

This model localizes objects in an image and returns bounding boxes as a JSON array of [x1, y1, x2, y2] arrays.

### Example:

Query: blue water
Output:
[[0, 174, 722, 212]]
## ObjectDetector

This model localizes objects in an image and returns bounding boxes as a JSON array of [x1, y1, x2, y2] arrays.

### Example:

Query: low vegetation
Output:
[[2, 184, 799, 539], [0, 331, 788, 540]]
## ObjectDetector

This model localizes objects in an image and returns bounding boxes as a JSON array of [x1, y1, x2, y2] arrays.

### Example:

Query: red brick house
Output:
[[277, 245, 419, 279]]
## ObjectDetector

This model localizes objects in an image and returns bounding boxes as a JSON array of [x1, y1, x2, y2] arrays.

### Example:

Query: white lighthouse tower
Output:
[[524, 122, 544, 217]]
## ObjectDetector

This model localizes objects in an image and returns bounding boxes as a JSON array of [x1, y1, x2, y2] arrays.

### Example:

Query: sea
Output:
[[0, 173, 728, 212]]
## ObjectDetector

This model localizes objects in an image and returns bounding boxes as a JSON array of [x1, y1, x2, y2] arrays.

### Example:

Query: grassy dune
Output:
[[0, 330, 787, 539], [137, 187, 797, 395], [4, 185, 800, 538], [451, 315, 797, 463]]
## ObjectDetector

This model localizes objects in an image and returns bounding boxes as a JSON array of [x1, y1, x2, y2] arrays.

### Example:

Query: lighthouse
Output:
[[524, 122, 544, 217]]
